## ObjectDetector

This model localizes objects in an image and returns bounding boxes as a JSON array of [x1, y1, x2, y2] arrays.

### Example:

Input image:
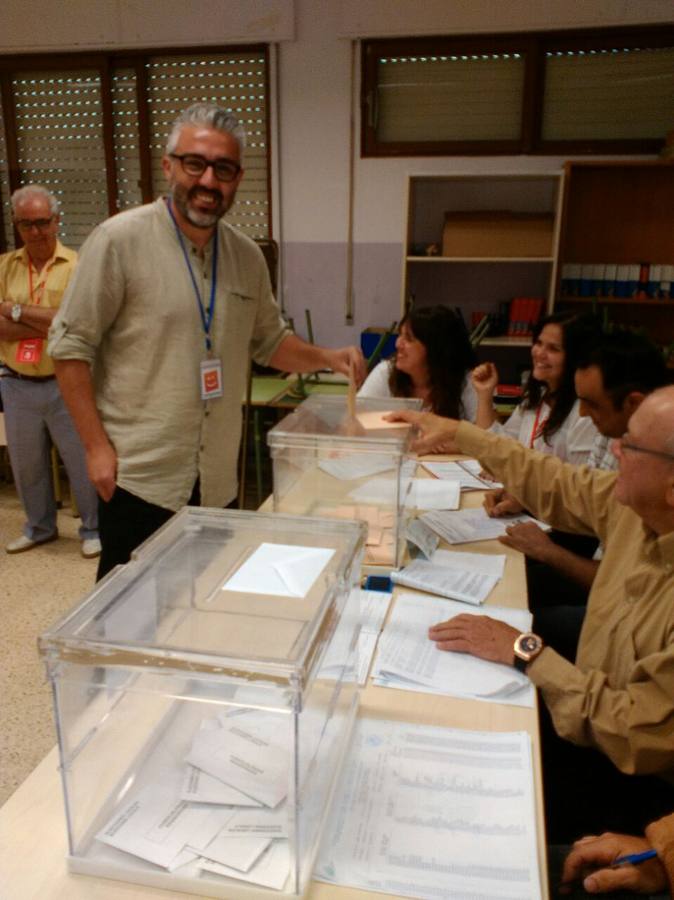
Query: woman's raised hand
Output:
[[471, 362, 499, 396]]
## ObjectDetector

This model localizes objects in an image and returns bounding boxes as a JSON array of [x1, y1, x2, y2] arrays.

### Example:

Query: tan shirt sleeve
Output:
[[456, 421, 615, 543], [645, 813, 674, 893], [48, 226, 126, 364], [527, 645, 674, 775]]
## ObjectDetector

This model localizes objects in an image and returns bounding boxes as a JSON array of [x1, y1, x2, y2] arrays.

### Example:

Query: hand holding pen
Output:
[[559, 832, 666, 895]]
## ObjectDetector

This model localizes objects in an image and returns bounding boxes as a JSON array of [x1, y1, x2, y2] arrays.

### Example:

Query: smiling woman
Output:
[[358, 304, 478, 420], [473, 311, 602, 465]]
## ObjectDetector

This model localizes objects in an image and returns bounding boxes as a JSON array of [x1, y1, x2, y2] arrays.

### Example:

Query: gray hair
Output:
[[166, 103, 246, 156], [11, 184, 60, 217]]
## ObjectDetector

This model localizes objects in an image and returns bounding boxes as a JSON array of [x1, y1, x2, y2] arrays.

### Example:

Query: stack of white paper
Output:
[[349, 477, 460, 510], [315, 718, 542, 900], [422, 458, 503, 490], [391, 548, 507, 605], [421, 507, 551, 545], [372, 592, 534, 707]]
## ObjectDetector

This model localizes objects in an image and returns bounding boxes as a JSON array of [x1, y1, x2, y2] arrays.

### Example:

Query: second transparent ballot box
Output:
[[39, 508, 366, 899], [267, 394, 421, 568]]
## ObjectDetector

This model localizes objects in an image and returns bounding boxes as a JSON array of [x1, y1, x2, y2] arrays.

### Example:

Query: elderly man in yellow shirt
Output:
[[0, 185, 100, 557]]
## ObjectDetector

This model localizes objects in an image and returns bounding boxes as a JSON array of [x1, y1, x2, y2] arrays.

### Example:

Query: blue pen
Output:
[[612, 849, 658, 868]]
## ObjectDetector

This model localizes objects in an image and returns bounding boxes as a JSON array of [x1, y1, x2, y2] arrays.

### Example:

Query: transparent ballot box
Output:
[[267, 394, 421, 569], [39, 508, 366, 899]]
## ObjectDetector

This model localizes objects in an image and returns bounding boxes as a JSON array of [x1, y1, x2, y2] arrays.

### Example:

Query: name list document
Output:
[[372, 593, 534, 707], [315, 718, 542, 900]]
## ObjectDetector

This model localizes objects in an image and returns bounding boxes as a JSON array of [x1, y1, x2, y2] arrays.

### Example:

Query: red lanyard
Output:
[[27, 258, 54, 306], [529, 404, 549, 448]]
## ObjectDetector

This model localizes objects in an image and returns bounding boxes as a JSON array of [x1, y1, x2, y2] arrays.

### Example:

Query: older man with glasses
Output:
[[388, 386, 674, 847], [49, 102, 366, 580], [0, 185, 100, 557]]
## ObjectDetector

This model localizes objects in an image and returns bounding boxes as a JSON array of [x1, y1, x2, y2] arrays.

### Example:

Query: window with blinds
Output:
[[11, 70, 110, 248], [146, 53, 269, 240], [374, 53, 524, 144], [0, 45, 270, 253], [542, 45, 674, 142], [362, 26, 674, 156]]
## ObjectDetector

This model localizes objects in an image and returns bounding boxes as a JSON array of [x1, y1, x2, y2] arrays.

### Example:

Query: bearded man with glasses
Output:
[[0, 185, 100, 558], [49, 103, 366, 579]]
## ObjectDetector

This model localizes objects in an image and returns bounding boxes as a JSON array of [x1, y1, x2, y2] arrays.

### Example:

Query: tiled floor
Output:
[[0, 481, 97, 806]]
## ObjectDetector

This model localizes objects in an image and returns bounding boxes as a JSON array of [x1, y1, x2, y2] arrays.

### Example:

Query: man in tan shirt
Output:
[[391, 387, 674, 841], [0, 186, 99, 557], [50, 103, 366, 579]]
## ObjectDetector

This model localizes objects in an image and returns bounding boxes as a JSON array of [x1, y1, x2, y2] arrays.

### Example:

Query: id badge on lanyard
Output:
[[200, 358, 223, 399], [15, 338, 43, 365], [167, 199, 223, 402]]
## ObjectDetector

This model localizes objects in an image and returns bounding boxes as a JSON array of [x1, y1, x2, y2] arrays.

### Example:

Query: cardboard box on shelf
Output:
[[442, 210, 554, 258]]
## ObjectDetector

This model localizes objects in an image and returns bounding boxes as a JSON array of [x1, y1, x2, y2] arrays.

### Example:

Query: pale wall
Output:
[[1, 0, 673, 346]]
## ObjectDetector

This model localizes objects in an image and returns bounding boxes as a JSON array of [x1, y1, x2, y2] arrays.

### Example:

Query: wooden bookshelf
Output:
[[556, 160, 674, 342]]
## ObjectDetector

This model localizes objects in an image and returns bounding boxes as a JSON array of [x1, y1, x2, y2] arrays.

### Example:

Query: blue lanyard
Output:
[[167, 198, 218, 353]]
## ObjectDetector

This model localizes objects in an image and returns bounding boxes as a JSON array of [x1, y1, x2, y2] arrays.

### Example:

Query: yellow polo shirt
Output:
[[0, 241, 77, 376]]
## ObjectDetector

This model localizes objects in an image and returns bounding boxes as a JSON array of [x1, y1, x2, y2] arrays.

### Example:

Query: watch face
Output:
[[515, 633, 543, 661], [520, 635, 539, 654]]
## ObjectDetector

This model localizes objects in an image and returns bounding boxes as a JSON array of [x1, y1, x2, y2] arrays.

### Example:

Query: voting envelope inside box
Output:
[[39, 507, 366, 899]]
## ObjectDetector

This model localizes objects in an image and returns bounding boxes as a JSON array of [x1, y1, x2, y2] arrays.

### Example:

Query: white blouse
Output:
[[357, 359, 478, 422], [490, 398, 599, 466]]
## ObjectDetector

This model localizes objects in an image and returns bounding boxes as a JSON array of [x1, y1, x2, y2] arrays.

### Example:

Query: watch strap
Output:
[[513, 654, 529, 674]]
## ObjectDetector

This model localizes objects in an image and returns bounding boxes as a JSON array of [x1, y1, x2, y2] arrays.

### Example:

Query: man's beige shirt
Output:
[[457, 421, 674, 782], [0, 241, 77, 376], [49, 199, 290, 510]]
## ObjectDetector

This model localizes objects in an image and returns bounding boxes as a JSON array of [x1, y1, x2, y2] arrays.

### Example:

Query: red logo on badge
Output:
[[204, 370, 219, 392]]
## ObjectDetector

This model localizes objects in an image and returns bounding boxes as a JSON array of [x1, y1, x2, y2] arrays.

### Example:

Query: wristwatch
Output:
[[513, 632, 544, 673], [10, 303, 22, 323]]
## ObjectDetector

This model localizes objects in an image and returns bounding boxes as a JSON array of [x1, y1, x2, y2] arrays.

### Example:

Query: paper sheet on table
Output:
[[422, 459, 503, 490], [318, 455, 395, 481], [421, 508, 551, 545], [95, 783, 226, 870], [315, 719, 541, 900], [391, 560, 499, 605], [372, 593, 533, 704], [406, 517, 440, 559], [186, 717, 289, 808], [221, 543, 335, 597], [349, 478, 460, 510], [319, 589, 391, 685], [356, 410, 411, 430], [198, 839, 290, 890], [431, 547, 507, 578]]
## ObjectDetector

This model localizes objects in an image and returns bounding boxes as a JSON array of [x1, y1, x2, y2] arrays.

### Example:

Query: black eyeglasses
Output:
[[618, 434, 674, 462], [15, 217, 54, 231], [169, 153, 241, 183]]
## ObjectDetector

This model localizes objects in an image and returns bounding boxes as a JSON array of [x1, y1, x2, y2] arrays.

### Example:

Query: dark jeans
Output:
[[540, 702, 674, 845], [96, 482, 202, 581]]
